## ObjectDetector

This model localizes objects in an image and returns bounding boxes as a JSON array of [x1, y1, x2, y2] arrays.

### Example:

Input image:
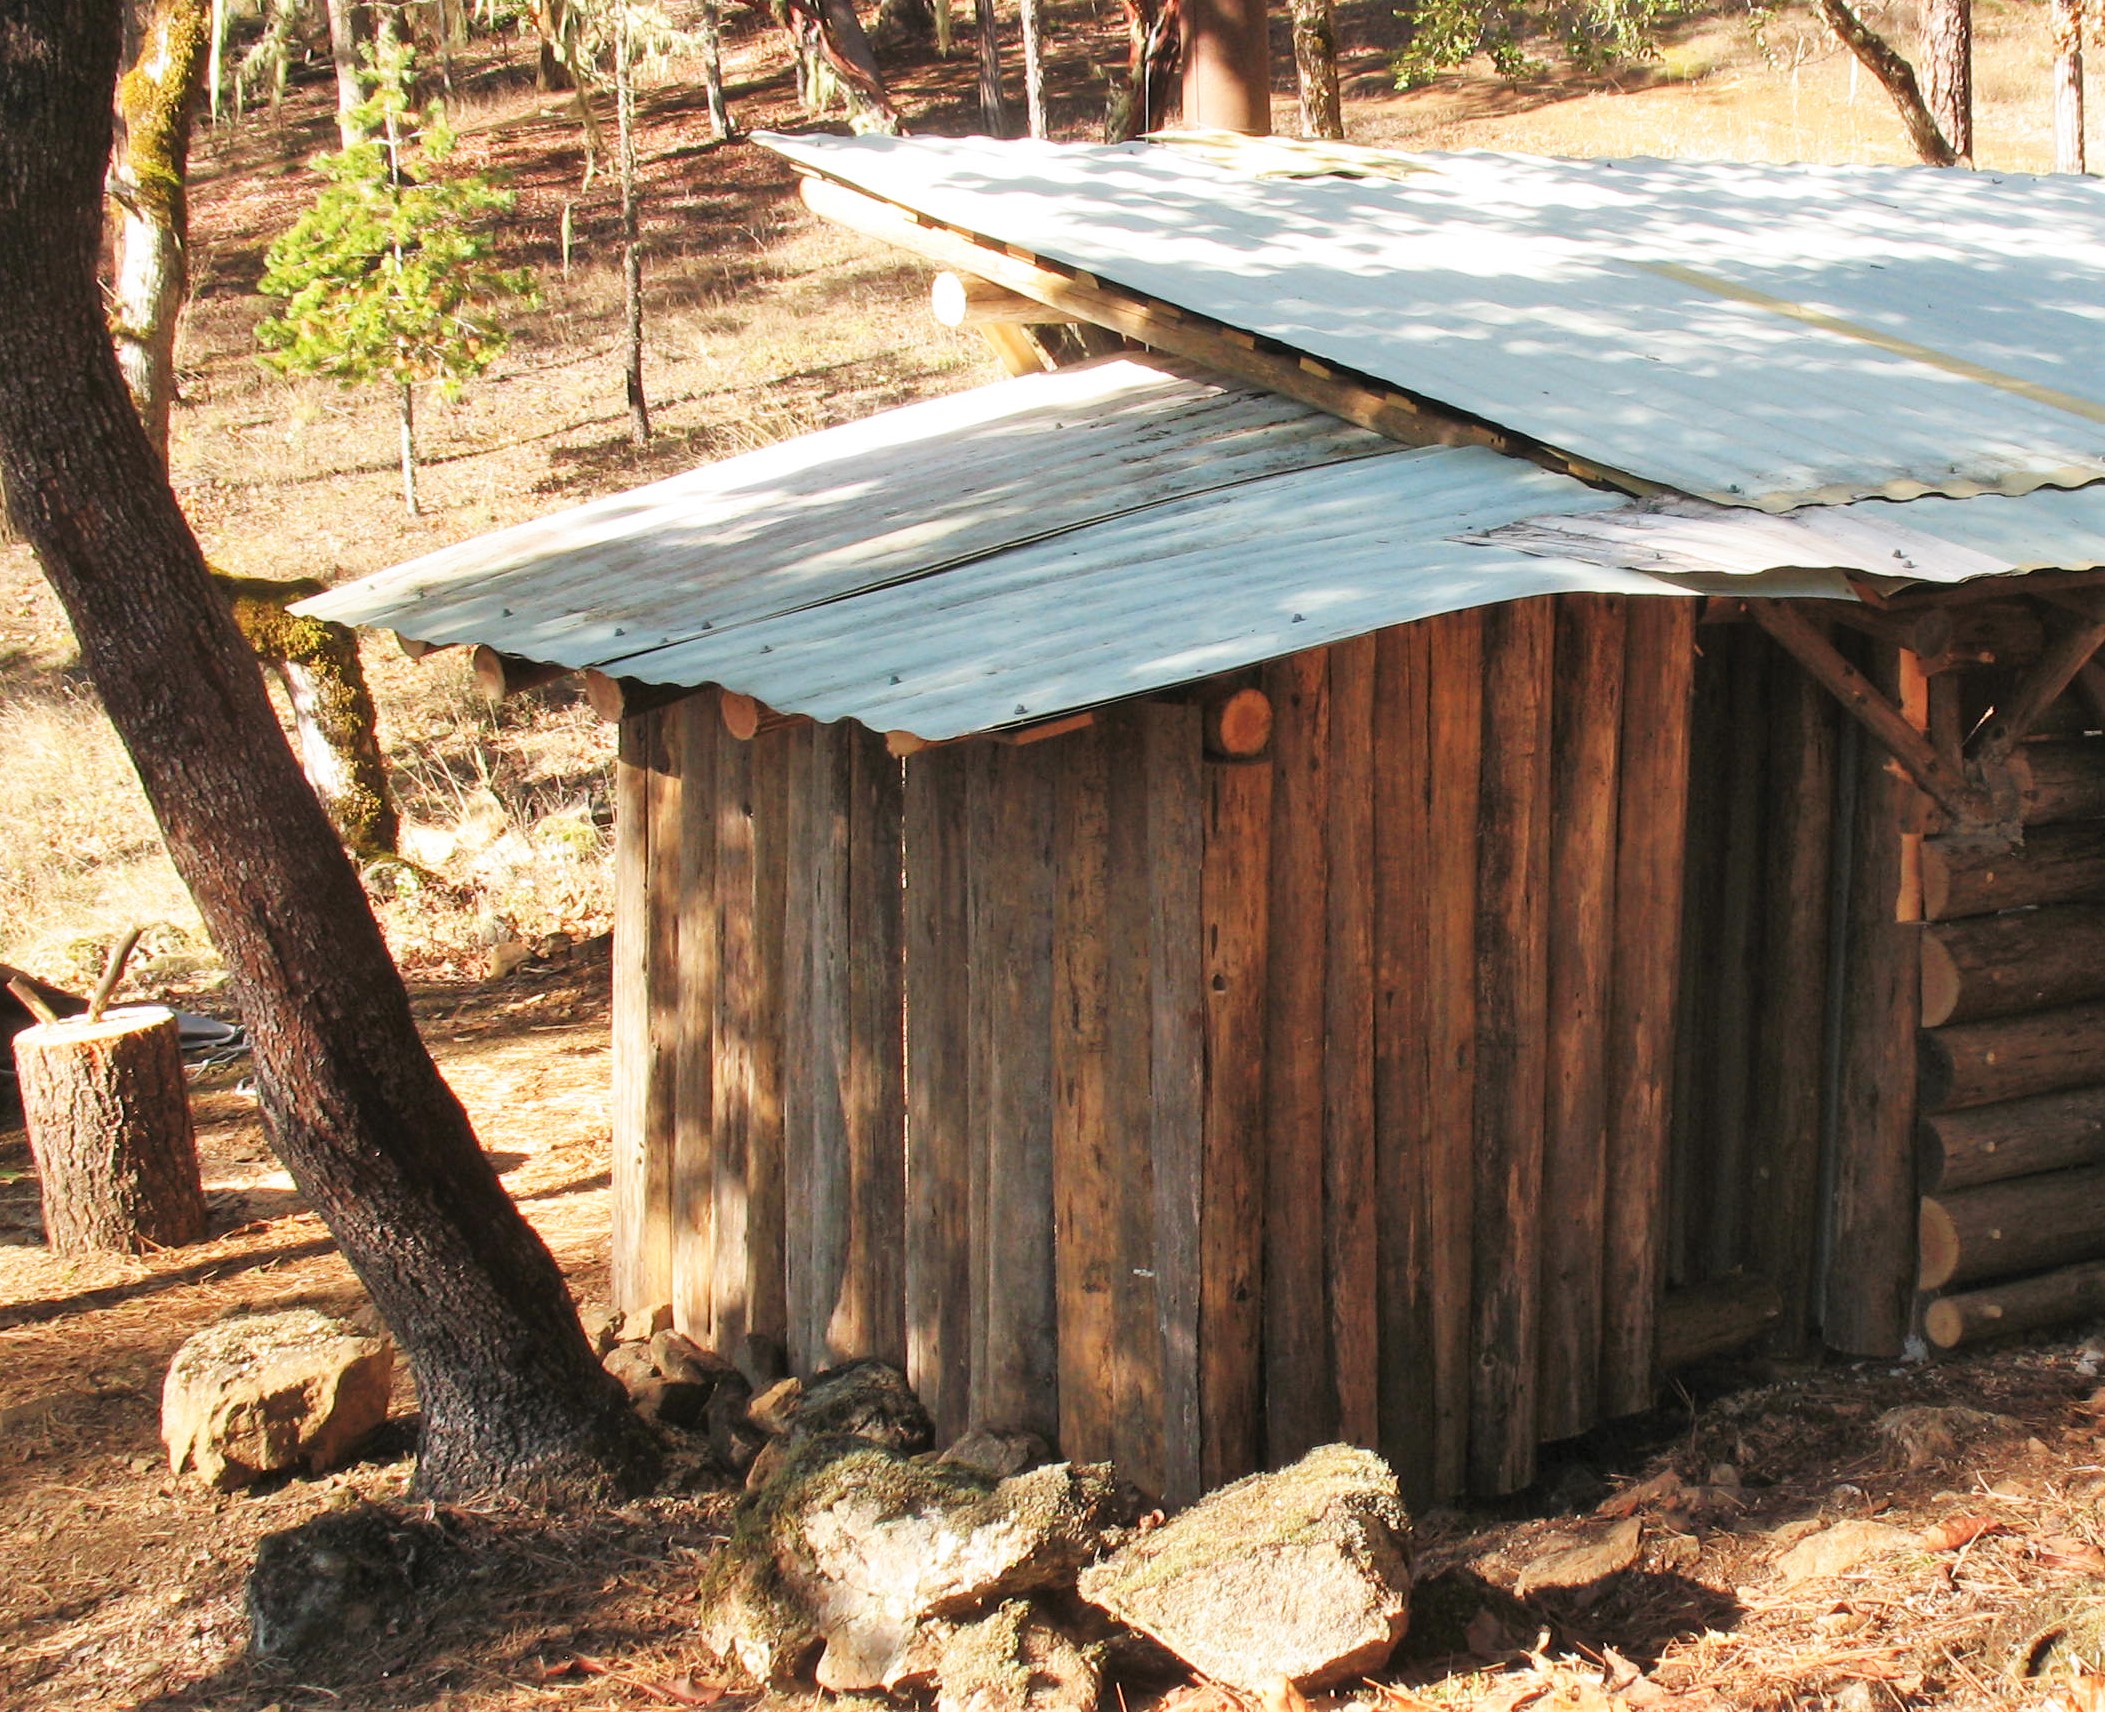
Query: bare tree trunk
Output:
[[616, 11, 649, 446], [2054, 0, 2085, 172], [1816, 0, 1961, 165], [398, 379, 418, 514], [324, 0, 362, 146], [935, 0, 952, 55], [0, 0, 657, 1505], [1290, 0, 1341, 139], [1922, 0, 1972, 163], [1108, 0, 1180, 140], [1020, 0, 1047, 134], [109, 0, 210, 468], [699, 0, 733, 138], [976, 0, 1010, 132]]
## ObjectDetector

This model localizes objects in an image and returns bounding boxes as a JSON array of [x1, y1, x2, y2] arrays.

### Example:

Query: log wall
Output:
[[611, 595, 1708, 1502]]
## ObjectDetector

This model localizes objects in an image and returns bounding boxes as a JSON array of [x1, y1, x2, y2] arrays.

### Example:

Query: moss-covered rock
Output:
[[1076, 1442, 1411, 1692], [696, 1435, 1126, 1694], [937, 1599, 1103, 1712]]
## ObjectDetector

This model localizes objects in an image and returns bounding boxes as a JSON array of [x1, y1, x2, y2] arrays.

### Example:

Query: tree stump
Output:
[[12, 1006, 206, 1253]]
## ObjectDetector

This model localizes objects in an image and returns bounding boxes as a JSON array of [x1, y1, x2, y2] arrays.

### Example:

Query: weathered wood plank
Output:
[[1600, 600, 1698, 1417], [1373, 620, 1435, 1507], [1750, 643, 1837, 1355], [1537, 594, 1626, 1442], [671, 695, 720, 1339], [780, 725, 816, 1374], [1146, 702, 1207, 1507], [1262, 648, 1334, 1465], [709, 727, 755, 1355], [1424, 610, 1483, 1499], [1824, 644, 1926, 1357], [744, 728, 792, 1351], [612, 708, 678, 1315], [1322, 634, 1380, 1454], [802, 723, 853, 1373], [1052, 725, 1117, 1468], [905, 748, 975, 1444], [843, 728, 907, 1366], [1470, 597, 1555, 1496], [968, 741, 1062, 1442], [1199, 748, 1271, 1491]]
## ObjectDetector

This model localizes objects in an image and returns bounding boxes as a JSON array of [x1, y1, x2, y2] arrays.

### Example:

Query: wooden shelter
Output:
[[304, 136, 2105, 1503]]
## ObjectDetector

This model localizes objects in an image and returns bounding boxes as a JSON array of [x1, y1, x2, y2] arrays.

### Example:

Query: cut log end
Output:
[[586, 671, 700, 725], [1919, 1196, 1961, 1291], [472, 645, 571, 701], [1205, 686, 1274, 760], [1920, 932, 1960, 1029], [931, 270, 1083, 328]]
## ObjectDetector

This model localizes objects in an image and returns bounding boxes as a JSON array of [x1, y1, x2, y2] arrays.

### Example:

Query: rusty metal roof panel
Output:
[[295, 356, 1400, 664], [760, 133, 2105, 512]]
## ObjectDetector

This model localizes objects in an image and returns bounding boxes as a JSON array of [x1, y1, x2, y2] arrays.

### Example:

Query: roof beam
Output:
[[798, 172, 1658, 497]]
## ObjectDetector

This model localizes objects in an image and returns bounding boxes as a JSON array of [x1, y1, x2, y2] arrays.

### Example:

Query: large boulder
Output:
[[163, 1308, 393, 1489], [1076, 1443, 1411, 1692], [699, 1437, 1126, 1692]]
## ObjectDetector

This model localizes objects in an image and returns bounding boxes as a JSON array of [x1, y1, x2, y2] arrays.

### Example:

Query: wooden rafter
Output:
[[1740, 599, 1995, 825], [1971, 600, 2105, 759]]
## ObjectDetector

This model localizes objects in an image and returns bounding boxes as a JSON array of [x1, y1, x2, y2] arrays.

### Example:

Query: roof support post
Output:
[[1970, 594, 2105, 763], [1741, 599, 1998, 828], [1182, 0, 1272, 135]]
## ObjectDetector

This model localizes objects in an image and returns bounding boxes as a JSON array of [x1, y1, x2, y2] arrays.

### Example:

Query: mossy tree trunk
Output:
[[1290, 0, 1341, 139], [0, 0, 659, 1506], [215, 572, 400, 863], [110, 0, 211, 467]]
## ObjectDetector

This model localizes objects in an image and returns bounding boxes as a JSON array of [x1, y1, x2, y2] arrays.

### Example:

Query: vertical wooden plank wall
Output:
[[612, 705, 677, 1314], [671, 696, 721, 1336]]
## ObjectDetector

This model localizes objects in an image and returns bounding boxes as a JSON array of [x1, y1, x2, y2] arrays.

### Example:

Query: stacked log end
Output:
[[1919, 722, 2105, 1349]]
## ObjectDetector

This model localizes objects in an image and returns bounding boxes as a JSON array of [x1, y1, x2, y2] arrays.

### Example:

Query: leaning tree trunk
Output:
[[2053, 0, 2085, 172], [699, 0, 734, 138], [0, 0, 657, 1506], [109, 0, 210, 468], [1815, 0, 1961, 165], [1290, 0, 1341, 140], [14, 1007, 206, 1254], [1922, 0, 1972, 164], [217, 572, 400, 862]]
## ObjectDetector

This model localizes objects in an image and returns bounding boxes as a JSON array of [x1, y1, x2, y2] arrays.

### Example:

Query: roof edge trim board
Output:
[[1638, 261, 2105, 432], [793, 169, 1670, 505]]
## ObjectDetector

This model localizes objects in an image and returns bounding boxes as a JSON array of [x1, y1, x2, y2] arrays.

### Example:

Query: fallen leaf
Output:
[[1473, 1676, 1551, 1712], [2035, 1535, 2105, 1574], [1259, 1674, 1314, 1712], [1601, 1647, 1644, 1693], [645, 1678, 724, 1707], [1921, 1514, 2008, 1552]]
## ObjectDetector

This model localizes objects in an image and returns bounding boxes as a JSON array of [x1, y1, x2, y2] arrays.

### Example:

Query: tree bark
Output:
[[1815, 0, 1960, 165], [699, 0, 733, 139], [109, 0, 210, 468], [398, 379, 418, 515], [1020, 0, 1047, 135], [975, 0, 1010, 134], [14, 1008, 206, 1254], [616, 13, 650, 447], [2053, 0, 2084, 173], [0, 0, 656, 1505], [1109, 0, 1181, 141], [1291, 0, 1342, 141], [324, 0, 363, 146], [1922, 0, 1972, 164]]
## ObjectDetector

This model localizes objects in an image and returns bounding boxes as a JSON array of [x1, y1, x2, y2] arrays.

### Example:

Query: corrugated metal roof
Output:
[[1478, 481, 2105, 586], [760, 133, 2105, 512], [297, 356, 1399, 663]]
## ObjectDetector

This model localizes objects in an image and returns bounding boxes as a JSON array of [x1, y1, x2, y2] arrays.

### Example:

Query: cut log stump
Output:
[[13, 1006, 205, 1254]]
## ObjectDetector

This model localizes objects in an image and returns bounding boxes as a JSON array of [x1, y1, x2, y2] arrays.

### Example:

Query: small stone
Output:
[[631, 1377, 710, 1429], [1077, 1443, 1410, 1692], [162, 1309, 393, 1489], [620, 1302, 675, 1343], [653, 1329, 736, 1389], [1772, 1521, 1915, 1588], [940, 1428, 1052, 1481], [746, 1435, 793, 1492], [488, 939, 532, 979], [603, 1343, 659, 1390], [1513, 1516, 1641, 1601], [937, 1600, 1102, 1712], [1874, 1404, 2005, 1469], [579, 1302, 621, 1356], [749, 1377, 805, 1437]]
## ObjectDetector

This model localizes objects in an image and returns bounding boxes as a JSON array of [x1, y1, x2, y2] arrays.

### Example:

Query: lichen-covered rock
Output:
[[696, 1435, 1127, 1693], [1076, 1443, 1411, 1692], [938, 1600, 1103, 1712], [750, 1377, 804, 1436], [162, 1309, 393, 1489], [940, 1428, 1053, 1481], [697, 1545, 823, 1684]]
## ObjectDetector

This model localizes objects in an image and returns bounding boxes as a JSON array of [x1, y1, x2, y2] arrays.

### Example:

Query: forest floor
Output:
[[4, 0, 2105, 1707]]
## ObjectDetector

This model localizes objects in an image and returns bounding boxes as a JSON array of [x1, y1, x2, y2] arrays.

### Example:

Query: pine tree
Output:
[[256, 35, 537, 515]]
